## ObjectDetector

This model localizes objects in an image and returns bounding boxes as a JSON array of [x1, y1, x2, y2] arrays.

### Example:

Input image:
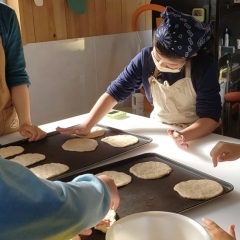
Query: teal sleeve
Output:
[[1, 4, 30, 88], [0, 156, 111, 240]]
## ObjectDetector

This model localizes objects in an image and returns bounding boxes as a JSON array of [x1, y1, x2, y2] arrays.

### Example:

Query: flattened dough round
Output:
[[0, 146, 24, 158], [10, 153, 45, 167], [96, 170, 132, 187], [101, 135, 138, 147], [174, 179, 224, 200], [30, 163, 69, 179], [129, 161, 172, 179], [75, 126, 105, 138], [62, 138, 98, 152]]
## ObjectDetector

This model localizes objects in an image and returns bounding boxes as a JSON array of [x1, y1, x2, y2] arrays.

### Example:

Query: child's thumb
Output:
[[228, 224, 236, 238]]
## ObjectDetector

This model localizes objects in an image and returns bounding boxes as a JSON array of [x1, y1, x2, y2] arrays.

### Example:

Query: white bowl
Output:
[[106, 211, 211, 240]]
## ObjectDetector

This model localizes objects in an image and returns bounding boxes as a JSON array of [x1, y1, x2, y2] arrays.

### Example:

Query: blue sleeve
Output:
[[193, 56, 222, 122], [106, 50, 145, 103], [0, 156, 110, 240], [1, 4, 30, 88]]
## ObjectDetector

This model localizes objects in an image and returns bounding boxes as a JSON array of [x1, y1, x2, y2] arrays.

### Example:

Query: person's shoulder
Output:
[[141, 46, 153, 55], [0, 2, 15, 16], [192, 53, 218, 70]]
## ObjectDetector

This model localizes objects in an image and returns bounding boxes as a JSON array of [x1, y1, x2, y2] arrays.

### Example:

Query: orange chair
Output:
[[132, 4, 165, 31], [132, 4, 165, 113]]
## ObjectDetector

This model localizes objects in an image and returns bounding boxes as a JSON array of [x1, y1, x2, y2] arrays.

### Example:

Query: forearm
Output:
[[179, 118, 219, 142], [84, 92, 117, 128], [0, 157, 110, 239], [11, 85, 31, 125]]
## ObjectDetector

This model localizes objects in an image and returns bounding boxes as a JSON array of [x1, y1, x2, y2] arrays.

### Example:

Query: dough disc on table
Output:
[[174, 179, 224, 200], [75, 126, 105, 139], [129, 161, 172, 179], [0, 146, 24, 158], [62, 138, 98, 152], [94, 209, 116, 233], [30, 163, 69, 179], [10, 153, 45, 167], [96, 170, 132, 187], [101, 135, 138, 147]]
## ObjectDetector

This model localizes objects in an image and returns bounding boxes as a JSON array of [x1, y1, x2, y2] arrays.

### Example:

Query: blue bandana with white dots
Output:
[[156, 6, 213, 58]]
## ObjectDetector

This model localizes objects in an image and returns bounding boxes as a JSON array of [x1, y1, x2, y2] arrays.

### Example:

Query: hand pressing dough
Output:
[[0, 146, 24, 158], [96, 170, 132, 187], [62, 138, 98, 152], [75, 126, 105, 138], [10, 153, 45, 167], [101, 135, 138, 147], [174, 179, 224, 200], [129, 161, 172, 179]]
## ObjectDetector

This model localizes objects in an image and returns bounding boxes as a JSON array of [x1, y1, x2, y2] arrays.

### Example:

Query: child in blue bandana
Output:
[[57, 6, 222, 150]]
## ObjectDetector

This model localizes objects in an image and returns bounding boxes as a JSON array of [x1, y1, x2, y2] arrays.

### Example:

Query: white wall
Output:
[[24, 31, 152, 125]]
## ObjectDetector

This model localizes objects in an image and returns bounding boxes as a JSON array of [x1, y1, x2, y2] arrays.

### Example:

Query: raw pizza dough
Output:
[[129, 161, 172, 179], [94, 209, 116, 233], [0, 146, 24, 158], [96, 170, 132, 187], [75, 126, 105, 139], [62, 138, 98, 152], [101, 135, 139, 148], [10, 153, 46, 167], [174, 179, 224, 200], [30, 163, 69, 179]]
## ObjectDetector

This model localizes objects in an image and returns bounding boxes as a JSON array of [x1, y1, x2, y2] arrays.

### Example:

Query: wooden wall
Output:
[[6, 0, 151, 44]]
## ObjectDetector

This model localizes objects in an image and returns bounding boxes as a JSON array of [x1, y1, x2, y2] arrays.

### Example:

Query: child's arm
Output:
[[57, 93, 117, 135], [11, 85, 46, 141], [0, 156, 115, 239]]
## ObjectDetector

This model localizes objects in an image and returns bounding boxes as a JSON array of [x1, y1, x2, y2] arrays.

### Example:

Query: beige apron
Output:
[[149, 61, 199, 127], [0, 37, 19, 136]]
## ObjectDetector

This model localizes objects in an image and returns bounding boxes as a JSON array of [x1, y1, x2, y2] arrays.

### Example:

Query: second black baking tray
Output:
[[59, 152, 234, 240], [1, 124, 152, 179]]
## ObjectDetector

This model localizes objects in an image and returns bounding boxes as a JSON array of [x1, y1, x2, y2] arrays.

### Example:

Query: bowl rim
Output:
[[106, 211, 212, 240]]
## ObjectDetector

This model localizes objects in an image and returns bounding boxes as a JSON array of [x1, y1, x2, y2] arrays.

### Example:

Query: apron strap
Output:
[[153, 67, 159, 78], [185, 60, 191, 78]]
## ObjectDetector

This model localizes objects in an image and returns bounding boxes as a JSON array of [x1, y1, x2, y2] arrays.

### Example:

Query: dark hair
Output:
[[153, 32, 215, 59]]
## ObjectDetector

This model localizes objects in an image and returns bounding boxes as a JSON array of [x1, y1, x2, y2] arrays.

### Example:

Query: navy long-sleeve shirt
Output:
[[0, 3, 30, 88], [107, 46, 221, 122]]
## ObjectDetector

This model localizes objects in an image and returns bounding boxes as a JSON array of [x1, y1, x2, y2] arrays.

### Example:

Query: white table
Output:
[[1, 113, 240, 237]]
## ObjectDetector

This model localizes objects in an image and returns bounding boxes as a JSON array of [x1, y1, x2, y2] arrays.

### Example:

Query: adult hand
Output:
[[19, 123, 47, 141], [97, 175, 120, 211], [210, 141, 240, 167], [56, 123, 90, 136], [202, 218, 236, 240], [167, 129, 188, 149]]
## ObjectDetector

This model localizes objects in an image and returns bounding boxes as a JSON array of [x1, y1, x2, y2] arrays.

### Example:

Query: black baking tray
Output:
[[0, 124, 152, 179], [60, 152, 234, 240]]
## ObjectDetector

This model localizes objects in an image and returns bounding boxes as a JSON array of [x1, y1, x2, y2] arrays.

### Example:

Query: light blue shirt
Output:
[[0, 156, 111, 240]]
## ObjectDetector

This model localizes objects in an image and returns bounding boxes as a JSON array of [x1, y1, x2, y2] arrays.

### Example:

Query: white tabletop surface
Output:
[[1, 112, 240, 237]]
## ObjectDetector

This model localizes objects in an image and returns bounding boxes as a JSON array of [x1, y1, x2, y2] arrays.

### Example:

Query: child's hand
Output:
[[97, 175, 120, 211], [202, 218, 236, 240], [19, 123, 46, 141], [210, 141, 240, 167], [167, 129, 188, 149], [56, 123, 90, 136]]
